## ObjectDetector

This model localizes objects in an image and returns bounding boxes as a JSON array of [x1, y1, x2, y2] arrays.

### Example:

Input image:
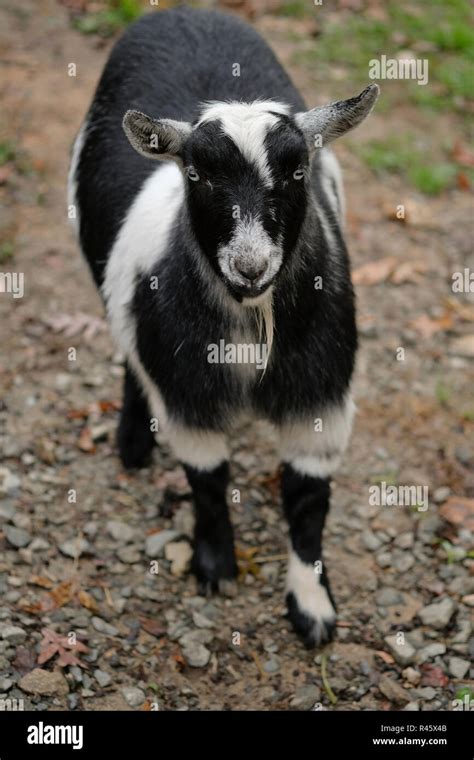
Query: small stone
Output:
[[384, 634, 416, 666], [59, 538, 90, 559], [192, 611, 215, 629], [379, 674, 411, 704], [121, 686, 145, 708], [376, 551, 392, 568], [94, 669, 112, 688], [361, 530, 382, 552], [116, 545, 141, 564], [376, 588, 403, 606], [181, 641, 211, 668], [404, 701, 420, 711], [91, 617, 119, 636], [106, 520, 136, 543], [145, 530, 180, 558], [4, 526, 31, 548], [416, 643, 446, 663], [419, 598, 456, 629], [448, 656, 470, 680], [1, 625, 26, 644], [290, 684, 321, 710], [433, 487, 451, 504], [394, 532, 414, 549], [0, 677, 13, 691], [0, 503, 16, 522], [179, 629, 213, 647], [263, 657, 280, 674], [0, 467, 21, 495], [393, 553, 415, 573], [461, 594, 474, 607], [164, 541, 192, 576], [19, 668, 68, 696], [413, 686, 437, 701], [29, 537, 50, 551], [402, 667, 421, 686]]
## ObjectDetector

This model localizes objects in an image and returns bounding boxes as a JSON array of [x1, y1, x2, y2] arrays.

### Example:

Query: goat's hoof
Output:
[[192, 539, 238, 596], [286, 591, 337, 649], [117, 416, 155, 469]]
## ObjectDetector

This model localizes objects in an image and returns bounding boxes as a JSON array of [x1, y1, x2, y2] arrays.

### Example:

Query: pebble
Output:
[[418, 598, 456, 629], [402, 667, 421, 686], [91, 617, 119, 637], [379, 674, 411, 704], [413, 686, 437, 701], [19, 668, 68, 696], [290, 684, 321, 710], [1, 625, 26, 644], [433, 487, 451, 504], [59, 538, 90, 559], [107, 521, 136, 543], [94, 669, 112, 688], [0, 467, 21, 495], [376, 552, 392, 568], [179, 629, 213, 647], [384, 634, 416, 665], [448, 656, 470, 679], [361, 530, 382, 552], [376, 588, 403, 606], [394, 532, 414, 549], [122, 686, 145, 708], [116, 545, 141, 564], [181, 641, 211, 668], [4, 526, 31, 549], [0, 677, 13, 691], [263, 657, 280, 674], [0, 503, 16, 522], [416, 643, 446, 663], [29, 537, 50, 551], [164, 541, 192, 576], [192, 611, 215, 629], [404, 701, 420, 711], [145, 530, 181, 558], [392, 552, 415, 573]]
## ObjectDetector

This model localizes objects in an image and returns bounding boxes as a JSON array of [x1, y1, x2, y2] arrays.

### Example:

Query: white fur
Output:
[[67, 121, 88, 236], [198, 101, 290, 187], [102, 162, 185, 435], [286, 550, 336, 624], [279, 396, 355, 478], [167, 426, 228, 470], [320, 148, 345, 225]]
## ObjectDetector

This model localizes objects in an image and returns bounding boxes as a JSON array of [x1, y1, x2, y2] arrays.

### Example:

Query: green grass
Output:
[[355, 134, 464, 195], [73, 0, 143, 37], [0, 242, 14, 264], [0, 141, 16, 166], [277, 0, 311, 18]]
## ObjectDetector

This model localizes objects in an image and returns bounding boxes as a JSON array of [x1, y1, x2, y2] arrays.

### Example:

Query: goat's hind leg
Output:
[[117, 364, 156, 469]]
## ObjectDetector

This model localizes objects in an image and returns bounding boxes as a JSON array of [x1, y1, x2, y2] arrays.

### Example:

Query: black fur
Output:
[[117, 365, 156, 469]]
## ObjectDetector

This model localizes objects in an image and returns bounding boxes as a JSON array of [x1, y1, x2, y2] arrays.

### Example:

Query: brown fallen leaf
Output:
[[44, 312, 107, 340], [352, 257, 397, 286], [408, 312, 454, 339], [12, 646, 37, 675], [78, 589, 99, 613], [49, 580, 74, 608], [375, 649, 396, 665], [390, 260, 428, 285], [140, 617, 166, 639], [29, 575, 54, 589], [457, 172, 471, 191], [444, 297, 474, 323], [38, 627, 89, 669], [78, 426, 96, 453], [452, 140, 474, 168], [440, 497, 474, 532]]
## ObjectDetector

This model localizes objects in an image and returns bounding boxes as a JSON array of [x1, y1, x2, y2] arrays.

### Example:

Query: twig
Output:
[[251, 650, 267, 679], [321, 654, 337, 705]]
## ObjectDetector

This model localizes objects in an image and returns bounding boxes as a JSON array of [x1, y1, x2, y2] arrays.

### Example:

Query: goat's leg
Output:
[[170, 428, 238, 595], [117, 365, 156, 469], [278, 397, 355, 647]]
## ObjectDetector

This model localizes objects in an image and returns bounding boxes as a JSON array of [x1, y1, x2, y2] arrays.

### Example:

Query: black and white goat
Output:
[[69, 6, 379, 647]]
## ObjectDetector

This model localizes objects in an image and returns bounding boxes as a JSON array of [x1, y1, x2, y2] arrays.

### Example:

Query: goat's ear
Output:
[[295, 84, 379, 153], [122, 110, 192, 163]]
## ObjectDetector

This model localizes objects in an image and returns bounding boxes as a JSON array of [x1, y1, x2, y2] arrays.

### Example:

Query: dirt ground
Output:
[[0, 0, 473, 712]]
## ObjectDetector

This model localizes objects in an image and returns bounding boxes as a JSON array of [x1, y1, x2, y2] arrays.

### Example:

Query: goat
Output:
[[68, 6, 379, 647]]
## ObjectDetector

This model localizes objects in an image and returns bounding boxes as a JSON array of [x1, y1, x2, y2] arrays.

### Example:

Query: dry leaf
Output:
[[49, 580, 74, 608], [440, 497, 474, 531], [78, 589, 99, 613], [444, 297, 474, 323], [420, 664, 449, 688], [44, 312, 107, 340], [390, 260, 428, 285], [376, 650, 395, 665], [140, 617, 166, 639], [452, 140, 474, 168], [29, 575, 54, 589], [408, 313, 454, 339], [38, 628, 89, 669], [352, 257, 397, 286]]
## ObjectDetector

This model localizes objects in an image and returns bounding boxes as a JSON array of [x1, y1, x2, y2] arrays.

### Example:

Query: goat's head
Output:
[[123, 84, 379, 302]]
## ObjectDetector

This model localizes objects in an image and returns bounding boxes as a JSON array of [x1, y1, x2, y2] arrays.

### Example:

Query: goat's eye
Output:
[[186, 166, 200, 182], [293, 166, 305, 181]]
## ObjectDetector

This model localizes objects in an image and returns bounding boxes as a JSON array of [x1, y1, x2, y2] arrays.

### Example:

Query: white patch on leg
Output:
[[286, 550, 336, 626], [168, 426, 228, 470], [279, 396, 355, 478]]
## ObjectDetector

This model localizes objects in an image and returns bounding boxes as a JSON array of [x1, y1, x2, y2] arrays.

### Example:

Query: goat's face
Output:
[[123, 86, 379, 301], [182, 103, 308, 300]]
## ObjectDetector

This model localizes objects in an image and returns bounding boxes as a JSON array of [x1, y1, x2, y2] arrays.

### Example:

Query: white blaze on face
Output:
[[197, 100, 290, 187]]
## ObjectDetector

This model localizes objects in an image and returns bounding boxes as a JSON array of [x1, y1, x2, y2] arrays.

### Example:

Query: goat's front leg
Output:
[[279, 397, 355, 648], [169, 427, 238, 595]]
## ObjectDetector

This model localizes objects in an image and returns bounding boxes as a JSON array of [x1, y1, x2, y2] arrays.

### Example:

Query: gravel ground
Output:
[[0, 0, 473, 712]]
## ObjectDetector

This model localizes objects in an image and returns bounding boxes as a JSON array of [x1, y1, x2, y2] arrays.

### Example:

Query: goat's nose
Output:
[[234, 258, 268, 283]]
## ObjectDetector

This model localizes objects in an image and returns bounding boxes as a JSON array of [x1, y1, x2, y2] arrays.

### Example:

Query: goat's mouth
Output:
[[226, 277, 274, 301]]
